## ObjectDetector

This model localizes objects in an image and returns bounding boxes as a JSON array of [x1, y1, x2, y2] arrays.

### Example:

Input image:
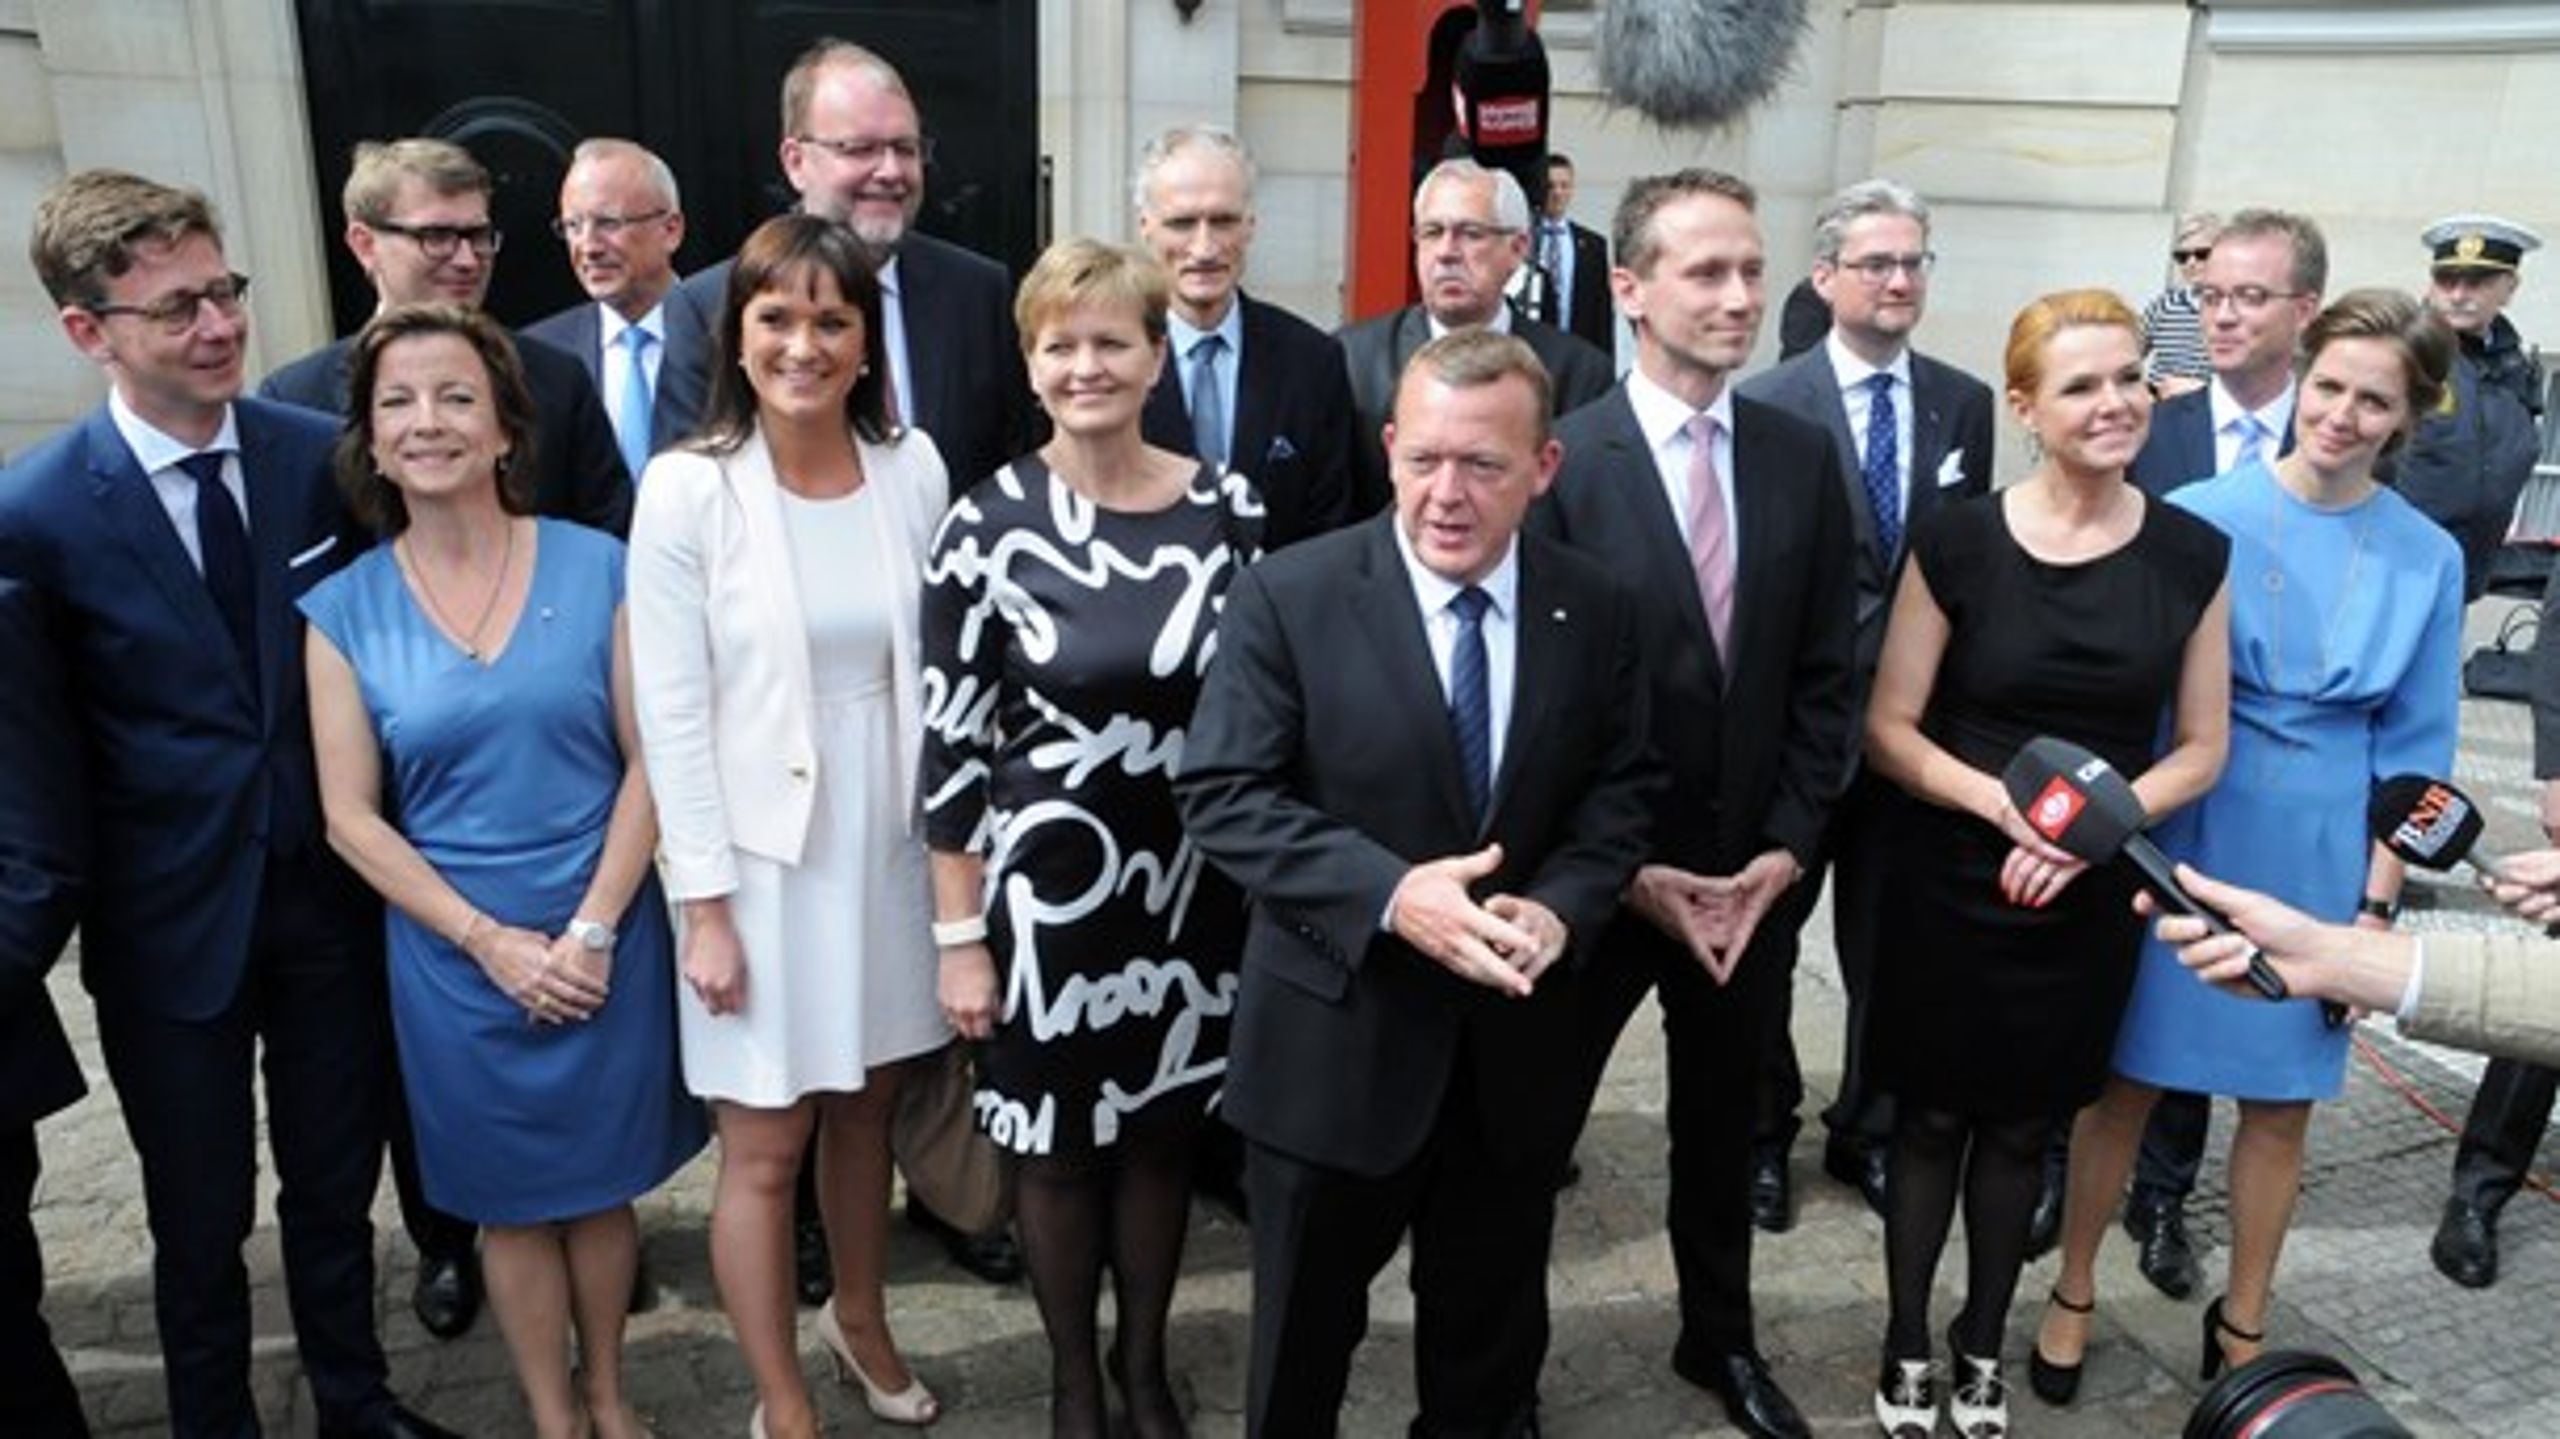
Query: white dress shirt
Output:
[[1624, 367, 1739, 560], [2207, 376, 2296, 475], [1391, 519, 1521, 785], [879, 254, 917, 428], [111, 388, 247, 572], [598, 301, 668, 438], [1826, 332, 1916, 514]]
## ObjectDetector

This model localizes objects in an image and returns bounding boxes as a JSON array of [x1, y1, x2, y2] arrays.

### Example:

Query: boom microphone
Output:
[[2369, 774, 2512, 884], [2001, 737, 2292, 1002], [1597, 0, 1813, 130]]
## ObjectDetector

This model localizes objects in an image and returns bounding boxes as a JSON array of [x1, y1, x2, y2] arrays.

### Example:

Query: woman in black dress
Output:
[[920, 239, 1255, 1438], [1861, 289, 2231, 1438]]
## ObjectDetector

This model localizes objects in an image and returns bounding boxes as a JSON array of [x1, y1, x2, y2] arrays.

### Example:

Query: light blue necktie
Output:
[[2232, 413, 2268, 471], [1449, 586, 1492, 821], [617, 326, 655, 482], [1861, 373, 1902, 559], [1189, 333, 1228, 467]]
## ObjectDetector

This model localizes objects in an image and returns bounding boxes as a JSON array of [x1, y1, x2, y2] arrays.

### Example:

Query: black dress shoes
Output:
[[1748, 1145, 1793, 1234], [1821, 1136, 1890, 1218], [2123, 1194, 2200, 1299], [794, 1213, 833, 1306], [2430, 1197, 2499, 1289], [906, 1199, 1026, 1284], [1671, 1344, 1811, 1439], [319, 1402, 466, 1439], [410, 1251, 481, 1340]]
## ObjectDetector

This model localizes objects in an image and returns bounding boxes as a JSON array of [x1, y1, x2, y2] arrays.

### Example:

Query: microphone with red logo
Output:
[[2000, 736, 2291, 1002], [2369, 774, 2514, 885]]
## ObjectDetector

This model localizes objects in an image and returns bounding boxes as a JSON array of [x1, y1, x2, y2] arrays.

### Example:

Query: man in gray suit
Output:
[[1735, 179, 1993, 1229], [525, 138, 714, 474], [1336, 159, 1613, 516]]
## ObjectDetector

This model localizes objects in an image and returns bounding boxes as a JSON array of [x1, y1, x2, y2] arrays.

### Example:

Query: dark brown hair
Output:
[[29, 169, 221, 307], [333, 303, 540, 535], [694, 214, 892, 452], [2302, 287, 2455, 455]]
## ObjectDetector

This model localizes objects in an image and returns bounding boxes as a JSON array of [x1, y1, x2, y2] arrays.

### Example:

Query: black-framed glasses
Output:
[[551, 209, 671, 242], [793, 134, 935, 167], [2172, 247, 2213, 264], [371, 220, 504, 260], [1835, 252, 1935, 283], [85, 272, 252, 334], [2194, 284, 2303, 313]]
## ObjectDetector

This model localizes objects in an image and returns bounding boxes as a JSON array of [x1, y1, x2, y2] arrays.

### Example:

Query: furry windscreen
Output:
[[1597, 0, 1813, 129]]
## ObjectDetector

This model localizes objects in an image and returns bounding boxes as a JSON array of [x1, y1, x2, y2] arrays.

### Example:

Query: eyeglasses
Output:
[[370, 220, 504, 260], [1413, 221, 1516, 248], [551, 209, 671, 242], [793, 134, 935, 167], [2194, 284, 2304, 313], [2172, 247, 2213, 264], [85, 272, 252, 334], [1834, 251, 1935, 284]]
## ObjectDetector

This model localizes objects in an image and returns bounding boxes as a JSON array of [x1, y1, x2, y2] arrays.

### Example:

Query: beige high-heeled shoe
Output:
[[815, 1301, 942, 1426], [747, 1402, 767, 1439]]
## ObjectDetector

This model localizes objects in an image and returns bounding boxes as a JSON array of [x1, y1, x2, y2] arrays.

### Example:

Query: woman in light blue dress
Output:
[[305, 304, 702, 1439], [2037, 291, 2463, 1395]]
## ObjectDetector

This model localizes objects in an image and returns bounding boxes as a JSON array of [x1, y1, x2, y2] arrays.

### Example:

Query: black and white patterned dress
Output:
[[920, 456, 1256, 1157]]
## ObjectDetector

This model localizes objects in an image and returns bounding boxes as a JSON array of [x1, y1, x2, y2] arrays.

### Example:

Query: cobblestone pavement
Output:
[[27, 598, 2559, 1437]]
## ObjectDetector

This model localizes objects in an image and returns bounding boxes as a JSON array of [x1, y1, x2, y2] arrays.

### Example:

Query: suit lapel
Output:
[[1725, 409, 1781, 685], [1350, 519, 1476, 837], [82, 408, 257, 711], [1597, 394, 1725, 689], [1486, 549, 1562, 828], [235, 404, 301, 726], [1229, 299, 1276, 472], [1803, 352, 1876, 561], [1906, 361, 1949, 530]]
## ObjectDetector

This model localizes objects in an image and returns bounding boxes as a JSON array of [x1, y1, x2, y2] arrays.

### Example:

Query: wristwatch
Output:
[[2357, 895, 2400, 922], [567, 917, 616, 952]]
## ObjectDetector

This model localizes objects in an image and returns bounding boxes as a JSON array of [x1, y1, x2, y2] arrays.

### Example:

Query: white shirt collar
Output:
[[2208, 375, 2296, 438], [1624, 366, 1735, 451], [108, 387, 240, 474], [1427, 303, 1514, 340], [1167, 296, 1244, 358], [1391, 514, 1522, 625], [1824, 331, 1912, 392], [598, 299, 667, 349]]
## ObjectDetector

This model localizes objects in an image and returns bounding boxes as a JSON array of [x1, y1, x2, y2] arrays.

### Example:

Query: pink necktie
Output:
[[1684, 412, 1734, 662]]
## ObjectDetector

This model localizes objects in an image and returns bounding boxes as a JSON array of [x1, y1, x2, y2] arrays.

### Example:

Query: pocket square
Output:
[[1264, 435, 1298, 464], [287, 534, 339, 569], [1935, 452, 1967, 489]]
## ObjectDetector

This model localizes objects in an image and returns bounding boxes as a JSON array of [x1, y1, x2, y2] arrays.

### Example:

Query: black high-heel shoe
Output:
[[2030, 1286, 2095, 1405], [2199, 1296, 2265, 1382]]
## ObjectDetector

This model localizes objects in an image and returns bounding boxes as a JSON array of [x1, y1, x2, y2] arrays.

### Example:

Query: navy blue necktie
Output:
[[1448, 586, 1492, 821], [178, 450, 258, 679], [1861, 373, 1903, 559]]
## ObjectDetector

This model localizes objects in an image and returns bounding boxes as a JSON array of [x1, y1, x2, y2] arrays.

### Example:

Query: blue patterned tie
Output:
[[617, 325, 655, 482], [1448, 586, 1492, 821], [1862, 373, 1902, 559], [2231, 413, 2266, 471], [1189, 333, 1228, 467], [178, 449, 258, 682]]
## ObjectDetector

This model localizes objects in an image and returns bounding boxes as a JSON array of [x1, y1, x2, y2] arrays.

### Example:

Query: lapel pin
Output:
[[1552, 607, 1568, 622]]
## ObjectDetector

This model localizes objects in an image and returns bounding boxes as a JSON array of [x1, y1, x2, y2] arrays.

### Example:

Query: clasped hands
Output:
[[1391, 843, 1568, 997], [463, 919, 611, 1025], [1626, 849, 1800, 985]]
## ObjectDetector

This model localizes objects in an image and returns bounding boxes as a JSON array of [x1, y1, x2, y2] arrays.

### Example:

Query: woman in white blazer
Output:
[[629, 215, 948, 1438]]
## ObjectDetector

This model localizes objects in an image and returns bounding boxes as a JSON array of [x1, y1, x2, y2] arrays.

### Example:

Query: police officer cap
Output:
[[2423, 214, 2543, 273]]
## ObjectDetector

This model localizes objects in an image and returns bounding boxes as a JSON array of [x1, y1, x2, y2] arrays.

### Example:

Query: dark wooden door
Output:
[[294, 0, 1039, 333]]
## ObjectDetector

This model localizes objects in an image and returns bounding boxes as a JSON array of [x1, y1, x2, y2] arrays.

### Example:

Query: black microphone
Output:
[[1597, 0, 1814, 129], [2000, 737, 2291, 1002], [1451, 0, 1552, 211], [2369, 774, 2513, 884]]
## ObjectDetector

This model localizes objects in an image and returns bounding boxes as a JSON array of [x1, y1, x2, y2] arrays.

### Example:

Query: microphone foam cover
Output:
[[2369, 773, 2485, 872], [2000, 735, 2143, 863], [1598, 0, 1813, 130]]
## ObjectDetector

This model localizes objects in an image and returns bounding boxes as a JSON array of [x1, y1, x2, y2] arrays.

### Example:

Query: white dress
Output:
[[676, 485, 946, 1103]]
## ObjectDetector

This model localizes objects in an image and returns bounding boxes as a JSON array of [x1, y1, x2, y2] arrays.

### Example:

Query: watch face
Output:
[[572, 920, 614, 950]]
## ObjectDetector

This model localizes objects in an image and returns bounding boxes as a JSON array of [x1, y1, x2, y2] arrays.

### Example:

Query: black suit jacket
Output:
[[1534, 387, 1857, 877], [1140, 293, 1357, 549], [681, 229, 1034, 492], [1335, 305, 1614, 518], [521, 284, 717, 455], [1178, 515, 1658, 1178], [0, 399, 373, 1023], [1736, 344, 1995, 696], [0, 572, 86, 1129], [2128, 386, 2293, 497], [1535, 220, 1613, 354], [259, 330, 633, 535]]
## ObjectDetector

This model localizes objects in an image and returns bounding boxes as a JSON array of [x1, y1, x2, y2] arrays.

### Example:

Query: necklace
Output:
[[398, 520, 516, 662], [2261, 467, 2374, 698]]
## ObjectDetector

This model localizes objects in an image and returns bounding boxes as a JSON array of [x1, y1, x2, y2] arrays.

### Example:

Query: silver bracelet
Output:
[[931, 915, 989, 948]]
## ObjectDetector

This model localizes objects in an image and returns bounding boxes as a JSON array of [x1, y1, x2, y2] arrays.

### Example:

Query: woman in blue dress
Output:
[[304, 304, 703, 1439], [2036, 291, 2462, 1396]]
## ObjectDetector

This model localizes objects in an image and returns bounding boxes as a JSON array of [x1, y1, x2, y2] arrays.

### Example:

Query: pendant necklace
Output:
[[2263, 469, 2372, 698], [399, 519, 516, 662]]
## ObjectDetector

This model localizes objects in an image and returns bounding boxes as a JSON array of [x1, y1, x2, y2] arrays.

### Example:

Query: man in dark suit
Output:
[[2114, 208, 2326, 1297], [523, 138, 714, 472], [1179, 331, 1658, 1438], [1134, 123, 1356, 547], [680, 36, 1034, 498], [0, 571, 91, 1437], [680, 36, 1029, 1288], [1735, 178, 1994, 1228], [260, 137, 632, 539], [259, 134, 634, 1341], [1536, 168, 1857, 1439], [1336, 158, 1613, 517], [1531, 152, 1612, 354], [4, 168, 455, 1439]]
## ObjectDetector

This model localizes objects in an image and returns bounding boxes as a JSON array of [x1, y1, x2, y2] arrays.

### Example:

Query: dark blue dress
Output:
[[301, 520, 703, 1223]]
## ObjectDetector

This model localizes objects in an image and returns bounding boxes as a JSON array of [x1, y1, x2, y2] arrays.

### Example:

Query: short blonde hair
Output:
[[343, 138, 489, 225], [1014, 239, 1171, 353]]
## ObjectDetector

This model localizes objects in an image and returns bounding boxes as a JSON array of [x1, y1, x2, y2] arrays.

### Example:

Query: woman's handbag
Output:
[[891, 1041, 1013, 1235], [2462, 607, 2538, 702]]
